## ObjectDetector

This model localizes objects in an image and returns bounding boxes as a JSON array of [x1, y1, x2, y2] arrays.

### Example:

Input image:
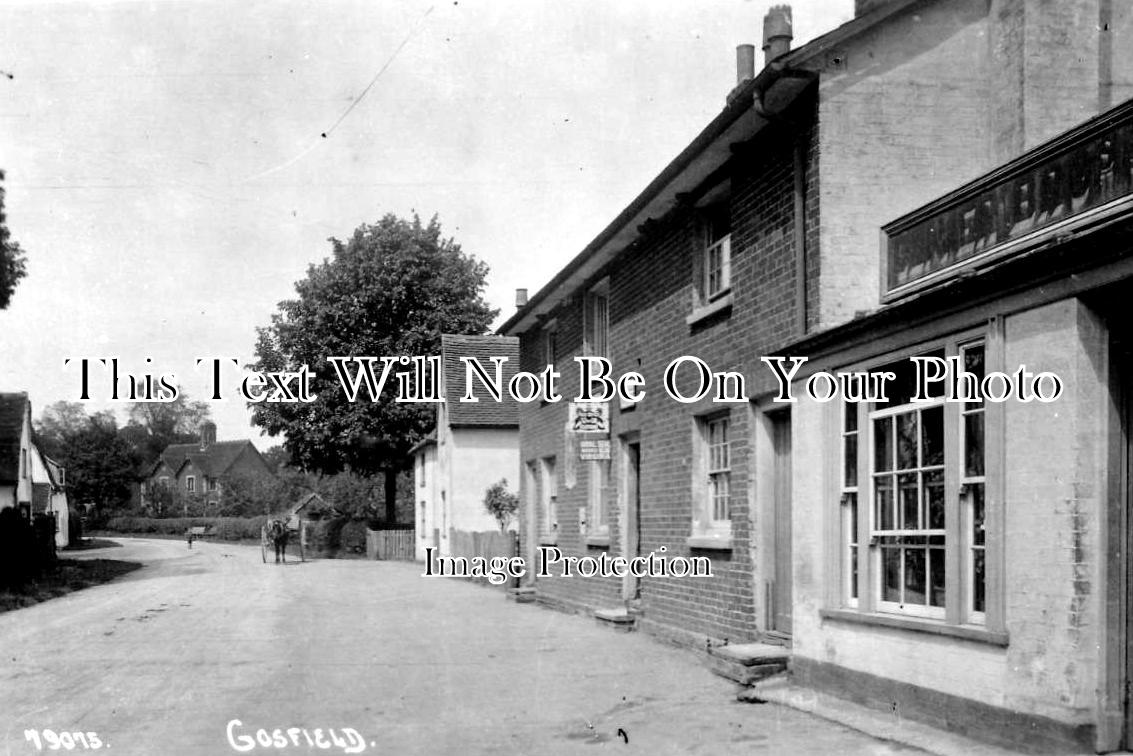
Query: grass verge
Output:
[[0, 558, 142, 613]]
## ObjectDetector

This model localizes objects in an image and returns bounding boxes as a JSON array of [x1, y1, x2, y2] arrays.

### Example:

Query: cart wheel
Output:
[[260, 525, 267, 564]]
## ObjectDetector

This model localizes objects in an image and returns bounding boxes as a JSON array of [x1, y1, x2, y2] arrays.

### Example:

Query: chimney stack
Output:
[[515, 288, 528, 308], [736, 44, 756, 85], [762, 5, 793, 65], [200, 421, 216, 450]]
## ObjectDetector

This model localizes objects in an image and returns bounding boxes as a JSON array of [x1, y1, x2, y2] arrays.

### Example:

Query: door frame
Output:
[[619, 432, 642, 602], [753, 402, 793, 636]]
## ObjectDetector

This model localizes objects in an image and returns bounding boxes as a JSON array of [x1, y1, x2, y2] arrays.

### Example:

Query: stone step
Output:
[[594, 607, 636, 632], [506, 587, 537, 603], [706, 642, 789, 685]]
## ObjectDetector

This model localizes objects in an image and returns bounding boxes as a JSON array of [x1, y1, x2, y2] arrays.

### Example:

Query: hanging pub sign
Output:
[[579, 439, 611, 461], [569, 401, 609, 433]]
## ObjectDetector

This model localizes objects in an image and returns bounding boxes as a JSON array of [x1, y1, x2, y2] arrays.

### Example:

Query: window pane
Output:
[[876, 476, 894, 530], [921, 405, 944, 467], [844, 401, 858, 433], [971, 483, 985, 546], [850, 549, 859, 600], [963, 344, 985, 410], [925, 469, 945, 529], [843, 434, 858, 488], [883, 546, 901, 602], [929, 546, 947, 607], [904, 547, 926, 605], [899, 473, 919, 529], [973, 550, 986, 613], [896, 412, 918, 470], [874, 416, 893, 472], [964, 412, 985, 477], [849, 492, 858, 539]]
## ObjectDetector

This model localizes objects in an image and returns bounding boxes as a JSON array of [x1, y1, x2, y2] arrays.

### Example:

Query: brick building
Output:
[[501, 0, 1133, 750], [143, 421, 274, 512]]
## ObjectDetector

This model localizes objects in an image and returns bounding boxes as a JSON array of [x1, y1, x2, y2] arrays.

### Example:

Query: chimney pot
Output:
[[762, 4, 793, 65], [736, 44, 756, 85], [515, 288, 528, 308]]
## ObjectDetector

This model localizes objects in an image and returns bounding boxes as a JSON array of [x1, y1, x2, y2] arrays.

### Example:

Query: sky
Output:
[[0, 0, 853, 449]]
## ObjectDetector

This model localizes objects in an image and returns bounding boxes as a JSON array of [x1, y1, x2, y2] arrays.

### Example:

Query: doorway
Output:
[[770, 410, 793, 636], [622, 436, 642, 601]]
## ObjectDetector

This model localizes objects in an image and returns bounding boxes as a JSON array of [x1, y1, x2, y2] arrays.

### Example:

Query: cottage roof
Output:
[[408, 430, 436, 456], [498, 0, 922, 336], [0, 393, 29, 484], [441, 334, 519, 428], [157, 439, 257, 479]]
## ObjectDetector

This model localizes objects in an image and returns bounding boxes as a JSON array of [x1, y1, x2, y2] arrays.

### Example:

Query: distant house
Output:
[[143, 421, 273, 512], [412, 334, 520, 560], [30, 444, 69, 548], [0, 393, 33, 517]]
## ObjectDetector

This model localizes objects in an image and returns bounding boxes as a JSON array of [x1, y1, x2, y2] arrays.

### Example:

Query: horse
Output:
[[266, 518, 290, 563]]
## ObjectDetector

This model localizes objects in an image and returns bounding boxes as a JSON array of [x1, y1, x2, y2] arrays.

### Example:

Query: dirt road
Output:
[[0, 538, 917, 755]]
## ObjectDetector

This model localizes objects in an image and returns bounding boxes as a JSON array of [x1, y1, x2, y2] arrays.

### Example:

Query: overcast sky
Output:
[[0, 0, 853, 448]]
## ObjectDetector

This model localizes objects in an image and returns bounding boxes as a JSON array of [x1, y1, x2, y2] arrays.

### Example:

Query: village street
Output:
[[0, 538, 926, 756]]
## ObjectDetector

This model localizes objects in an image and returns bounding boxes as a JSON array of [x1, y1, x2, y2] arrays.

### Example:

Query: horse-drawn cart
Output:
[[261, 517, 307, 563]]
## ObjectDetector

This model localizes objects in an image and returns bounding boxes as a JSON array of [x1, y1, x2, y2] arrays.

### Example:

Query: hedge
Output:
[[101, 515, 269, 541]]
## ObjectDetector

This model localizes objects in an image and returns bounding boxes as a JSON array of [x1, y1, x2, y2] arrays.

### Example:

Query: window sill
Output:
[[685, 535, 733, 551], [586, 534, 610, 548], [819, 608, 1009, 647], [685, 293, 733, 327]]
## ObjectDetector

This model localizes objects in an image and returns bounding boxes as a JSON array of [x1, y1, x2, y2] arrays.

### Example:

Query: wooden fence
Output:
[[448, 529, 519, 588], [366, 528, 416, 561]]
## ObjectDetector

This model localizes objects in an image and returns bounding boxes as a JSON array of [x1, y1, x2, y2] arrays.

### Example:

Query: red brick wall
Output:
[[517, 117, 818, 644]]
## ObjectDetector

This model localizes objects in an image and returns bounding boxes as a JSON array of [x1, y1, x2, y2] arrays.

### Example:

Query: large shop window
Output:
[[837, 338, 997, 635]]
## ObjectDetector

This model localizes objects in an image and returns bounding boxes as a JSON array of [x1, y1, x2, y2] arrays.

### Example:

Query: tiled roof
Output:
[[159, 440, 255, 478], [441, 334, 520, 428], [0, 393, 29, 484]]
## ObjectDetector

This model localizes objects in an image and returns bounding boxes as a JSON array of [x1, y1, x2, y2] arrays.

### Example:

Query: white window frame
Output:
[[186, 475, 196, 493], [542, 320, 558, 369], [694, 413, 732, 537], [869, 399, 947, 620], [840, 400, 860, 608], [704, 208, 732, 301], [540, 456, 557, 543], [838, 333, 999, 631], [959, 339, 987, 625], [207, 477, 218, 492], [585, 280, 609, 358], [587, 459, 611, 540]]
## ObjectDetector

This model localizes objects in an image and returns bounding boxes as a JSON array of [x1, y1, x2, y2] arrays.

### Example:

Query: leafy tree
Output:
[[123, 390, 212, 464], [0, 170, 27, 310], [62, 411, 142, 516], [250, 213, 496, 522], [34, 401, 89, 461], [483, 478, 519, 533]]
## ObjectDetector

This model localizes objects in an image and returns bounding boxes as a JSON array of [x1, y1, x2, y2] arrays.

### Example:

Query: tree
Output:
[[61, 411, 142, 516], [123, 390, 212, 464], [0, 170, 27, 310], [34, 401, 89, 461], [250, 213, 497, 522], [483, 478, 519, 533]]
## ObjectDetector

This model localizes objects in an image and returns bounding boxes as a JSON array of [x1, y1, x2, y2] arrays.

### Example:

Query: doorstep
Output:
[[594, 607, 636, 632], [705, 642, 789, 685]]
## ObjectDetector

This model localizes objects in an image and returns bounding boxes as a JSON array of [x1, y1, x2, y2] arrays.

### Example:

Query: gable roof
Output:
[[441, 334, 520, 428], [156, 439, 261, 479], [0, 393, 29, 484]]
